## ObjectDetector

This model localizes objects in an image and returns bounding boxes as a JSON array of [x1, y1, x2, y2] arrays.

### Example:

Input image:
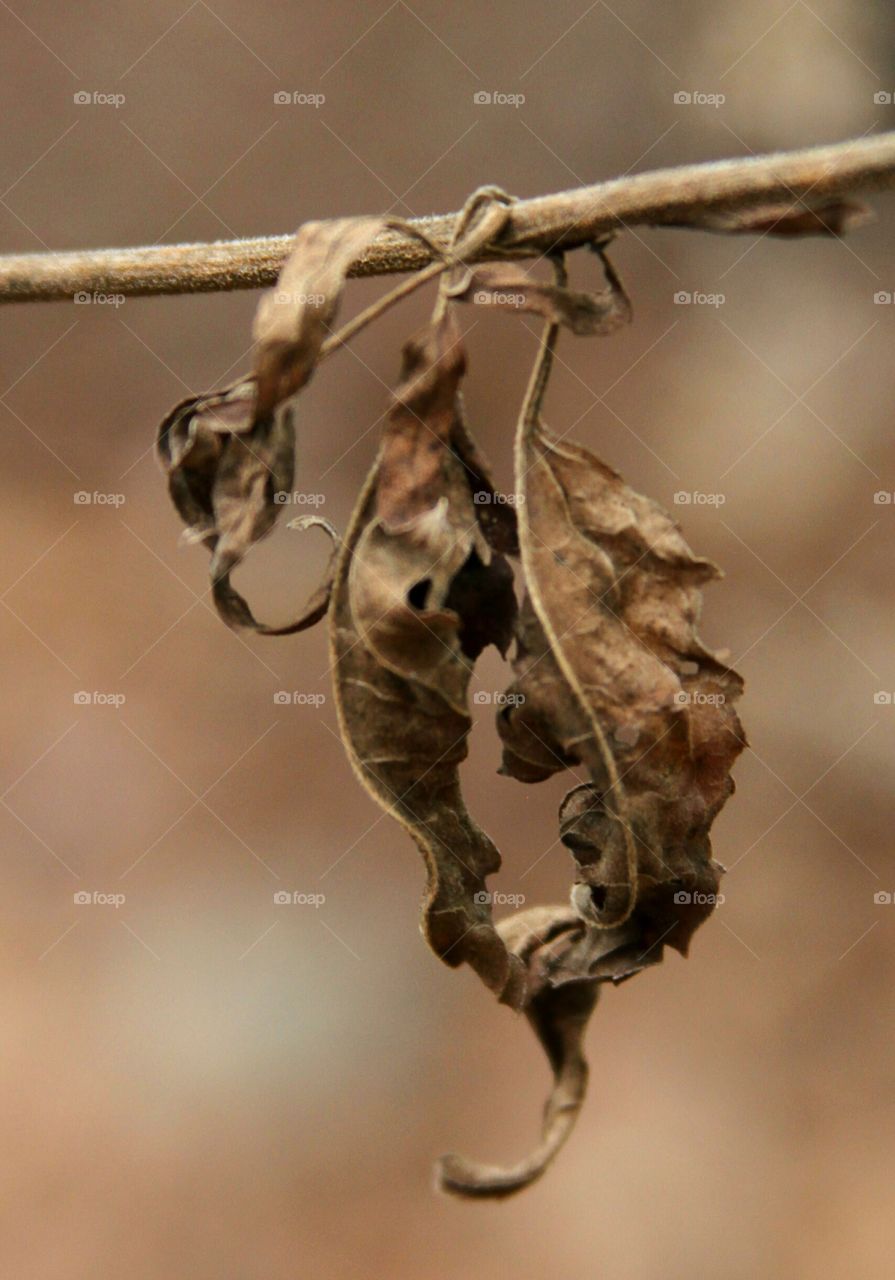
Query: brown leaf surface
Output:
[[449, 254, 632, 334], [328, 311, 523, 1005], [437, 901, 662, 1198], [156, 213, 747, 1201], [673, 197, 871, 237], [507, 279, 744, 940], [157, 380, 336, 633], [253, 216, 386, 419]]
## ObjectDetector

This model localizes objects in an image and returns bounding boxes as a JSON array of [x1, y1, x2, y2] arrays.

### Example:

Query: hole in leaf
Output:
[[408, 578, 432, 610]]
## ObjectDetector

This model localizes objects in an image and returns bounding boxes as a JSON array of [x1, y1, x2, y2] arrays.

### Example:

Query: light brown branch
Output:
[[2, 132, 895, 303]]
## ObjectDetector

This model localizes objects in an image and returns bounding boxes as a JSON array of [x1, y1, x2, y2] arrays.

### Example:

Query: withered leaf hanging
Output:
[[252, 215, 386, 419], [437, 901, 665, 1198], [154, 195, 747, 1204], [329, 309, 524, 1006], [449, 252, 632, 335], [670, 197, 871, 237], [157, 216, 386, 632], [509, 285, 744, 933], [440, 257, 744, 1198], [156, 381, 338, 634]]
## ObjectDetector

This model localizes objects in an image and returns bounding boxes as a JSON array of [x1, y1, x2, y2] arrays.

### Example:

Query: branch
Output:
[[3, 132, 895, 304]]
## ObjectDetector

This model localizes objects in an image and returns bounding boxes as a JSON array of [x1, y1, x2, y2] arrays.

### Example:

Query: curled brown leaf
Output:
[[437, 901, 662, 1199], [449, 252, 632, 334], [253, 216, 386, 419], [328, 310, 523, 1005], [508, 256, 743, 938], [157, 381, 337, 633], [671, 197, 871, 237]]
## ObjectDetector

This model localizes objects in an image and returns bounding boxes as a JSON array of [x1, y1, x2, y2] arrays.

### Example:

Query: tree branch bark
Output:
[[2, 132, 895, 303]]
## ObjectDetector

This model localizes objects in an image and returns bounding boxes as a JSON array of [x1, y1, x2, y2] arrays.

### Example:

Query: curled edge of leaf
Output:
[[158, 385, 338, 634], [669, 197, 872, 237], [512, 256, 640, 929], [329, 460, 526, 1009], [252, 215, 387, 420], [448, 253, 632, 335], [436, 904, 661, 1199], [213, 515, 340, 636]]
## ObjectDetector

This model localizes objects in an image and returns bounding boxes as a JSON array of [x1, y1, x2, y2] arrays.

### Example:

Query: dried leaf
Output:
[[157, 381, 336, 633], [673, 197, 871, 237], [449, 406, 519, 556], [437, 901, 661, 1198], [328, 311, 523, 1005], [510, 285, 744, 936], [253, 216, 386, 419], [449, 253, 631, 334]]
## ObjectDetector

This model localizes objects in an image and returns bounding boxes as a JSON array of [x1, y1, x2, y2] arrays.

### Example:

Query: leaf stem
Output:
[[2, 133, 895, 303]]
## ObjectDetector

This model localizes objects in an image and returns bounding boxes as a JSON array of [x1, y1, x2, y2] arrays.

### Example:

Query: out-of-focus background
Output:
[[2, 1, 894, 1276]]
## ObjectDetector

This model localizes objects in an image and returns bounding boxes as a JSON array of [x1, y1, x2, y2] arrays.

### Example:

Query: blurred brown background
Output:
[[2, 1, 895, 1276]]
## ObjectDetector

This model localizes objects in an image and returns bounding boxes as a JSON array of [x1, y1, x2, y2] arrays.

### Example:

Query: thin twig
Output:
[[2, 133, 895, 303]]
